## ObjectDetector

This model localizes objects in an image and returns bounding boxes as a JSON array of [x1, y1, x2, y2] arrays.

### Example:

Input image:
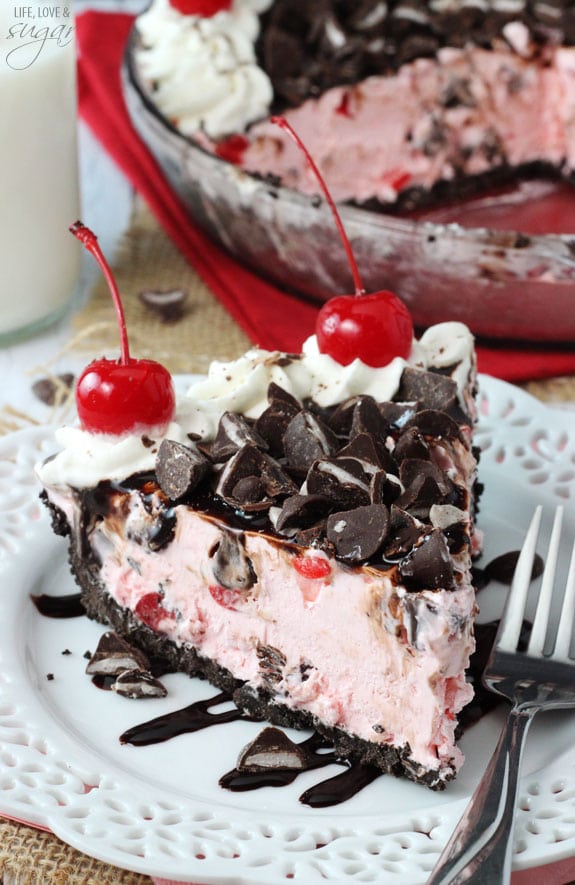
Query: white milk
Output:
[[0, 3, 81, 342]]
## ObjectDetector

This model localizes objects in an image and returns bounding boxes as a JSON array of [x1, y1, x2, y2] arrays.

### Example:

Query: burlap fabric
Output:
[[0, 198, 573, 884]]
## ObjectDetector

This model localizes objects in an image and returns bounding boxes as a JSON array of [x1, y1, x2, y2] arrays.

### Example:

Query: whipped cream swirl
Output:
[[37, 323, 475, 490], [135, 0, 273, 139]]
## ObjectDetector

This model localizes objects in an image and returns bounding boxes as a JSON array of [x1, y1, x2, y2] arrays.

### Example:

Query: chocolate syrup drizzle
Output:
[[32, 546, 530, 807], [31, 592, 85, 619]]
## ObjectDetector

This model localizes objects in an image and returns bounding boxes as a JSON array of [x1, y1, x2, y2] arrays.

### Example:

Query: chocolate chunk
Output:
[[111, 669, 168, 699], [399, 530, 455, 590], [210, 531, 257, 590], [32, 372, 74, 407], [156, 439, 210, 500], [370, 470, 402, 507], [403, 409, 464, 442], [268, 382, 301, 410], [294, 522, 331, 548], [209, 412, 268, 462], [396, 459, 454, 518], [328, 395, 363, 436], [383, 506, 423, 559], [237, 726, 308, 771], [275, 493, 332, 534], [350, 396, 390, 440], [216, 444, 296, 509], [393, 427, 430, 463], [379, 401, 420, 430], [327, 503, 389, 563], [283, 410, 338, 471], [306, 458, 371, 510], [254, 384, 301, 456], [396, 368, 458, 413], [85, 632, 150, 676], [337, 432, 384, 467], [138, 287, 188, 323]]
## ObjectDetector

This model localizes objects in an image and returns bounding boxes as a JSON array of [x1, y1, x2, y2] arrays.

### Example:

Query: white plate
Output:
[[0, 375, 575, 884]]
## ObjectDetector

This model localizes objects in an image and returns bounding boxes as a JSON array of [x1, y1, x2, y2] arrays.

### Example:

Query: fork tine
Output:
[[553, 531, 575, 661], [528, 506, 564, 657], [497, 505, 542, 651]]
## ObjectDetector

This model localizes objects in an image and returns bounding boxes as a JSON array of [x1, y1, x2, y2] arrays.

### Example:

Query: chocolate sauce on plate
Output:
[[31, 592, 85, 619], [120, 691, 248, 746]]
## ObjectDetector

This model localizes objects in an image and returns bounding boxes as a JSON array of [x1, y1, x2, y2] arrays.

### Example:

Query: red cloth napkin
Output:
[[76, 11, 575, 383]]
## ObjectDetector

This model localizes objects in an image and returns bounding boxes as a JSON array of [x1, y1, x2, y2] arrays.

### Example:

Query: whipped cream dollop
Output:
[[135, 0, 273, 139], [37, 323, 475, 490]]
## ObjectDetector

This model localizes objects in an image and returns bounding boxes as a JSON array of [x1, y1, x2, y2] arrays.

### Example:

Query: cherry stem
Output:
[[69, 221, 131, 365], [271, 116, 364, 297]]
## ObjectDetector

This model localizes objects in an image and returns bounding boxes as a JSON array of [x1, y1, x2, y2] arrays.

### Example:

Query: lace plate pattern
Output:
[[0, 376, 574, 883]]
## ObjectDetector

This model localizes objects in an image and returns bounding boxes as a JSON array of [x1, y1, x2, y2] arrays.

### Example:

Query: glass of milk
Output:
[[0, 2, 81, 344]]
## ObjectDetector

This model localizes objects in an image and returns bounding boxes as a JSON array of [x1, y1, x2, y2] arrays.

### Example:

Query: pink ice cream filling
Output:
[[198, 42, 575, 204], [85, 497, 476, 777]]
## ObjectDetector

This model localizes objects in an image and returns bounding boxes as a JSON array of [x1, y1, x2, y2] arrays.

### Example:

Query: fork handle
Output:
[[427, 704, 537, 885]]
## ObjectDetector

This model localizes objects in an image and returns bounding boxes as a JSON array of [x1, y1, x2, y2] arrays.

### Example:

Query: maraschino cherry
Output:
[[70, 222, 175, 436], [272, 117, 414, 368], [169, 0, 232, 15]]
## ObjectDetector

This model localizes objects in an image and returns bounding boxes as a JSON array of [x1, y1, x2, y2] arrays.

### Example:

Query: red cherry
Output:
[[76, 359, 176, 436], [272, 118, 414, 368], [208, 584, 244, 610], [70, 222, 175, 436], [316, 291, 413, 367], [292, 554, 332, 580], [169, 0, 232, 15], [134, 592, 176, 630]]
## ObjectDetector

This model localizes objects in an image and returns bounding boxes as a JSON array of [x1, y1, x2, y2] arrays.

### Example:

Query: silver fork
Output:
[[428, 505, 575, 885]]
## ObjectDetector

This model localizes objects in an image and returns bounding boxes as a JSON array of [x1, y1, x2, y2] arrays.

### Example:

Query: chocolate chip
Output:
[[32, 372, 74, 406], [85, 632, 150, 676], [396, 459, 454, 518], [393, 427, 430, 463], [255, 388, 301, 457], [403, 409, 464, 442], [283, 410, 338, 471], [306, 458, 372, 510], [156, 439, 210, 500], [111, 669, 168, 699], [138, 287, 188, 323], [399, 530, 455, 590], [210, 531, 257, 590], [327, 503, 389, 563], [275, 493, 332, 534], [396, 368, 458, 413], [209, 412, 268, 462], [379, 400, 420, 430], [337, 432, 384, 466], [383, 506, 423, 559], [216, 444, 296, 509], [370, 470, 402, 507]]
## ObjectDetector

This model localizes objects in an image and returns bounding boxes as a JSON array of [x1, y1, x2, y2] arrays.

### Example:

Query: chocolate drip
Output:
[[300, 762, 381, 808], [31, 592, 85, 619], [120, 692, 247, 746]]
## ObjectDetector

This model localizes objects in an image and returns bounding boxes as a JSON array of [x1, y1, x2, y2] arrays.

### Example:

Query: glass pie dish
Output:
[[122, 29, 575, 343]]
